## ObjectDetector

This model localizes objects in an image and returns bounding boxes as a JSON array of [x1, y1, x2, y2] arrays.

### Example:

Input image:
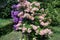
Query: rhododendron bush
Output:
[[11, 0, 53, 40]]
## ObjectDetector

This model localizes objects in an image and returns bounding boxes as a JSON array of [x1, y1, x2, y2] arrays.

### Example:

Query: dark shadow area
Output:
[[0, 22, 14, 37], [27, 34, 48, 40]]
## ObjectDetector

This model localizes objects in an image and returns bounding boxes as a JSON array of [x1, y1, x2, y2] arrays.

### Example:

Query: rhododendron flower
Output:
[[40, 21, 45, 26], [44, 22, 50, 26], [40, 21, 50, 26], [31, 25, 38, 30], [41, 8, 44, 12], [48, 31, 53, 35], [39, 29, 52, 36], [30, 17, 34, 20], [39, 16, 44, 20], [24, 8, 30, 12], [39, 30, 45, 35], [18, 11, 23, 17], [45, 28, 53, 35], [34, 2, 40, 7], [17, 4, 21, 8], [27, 28, 32, 33], [32, 7, 39, 11], [42, 14, 46, 17], [35, 30, 39, 35], [22, 27, 27, 33]]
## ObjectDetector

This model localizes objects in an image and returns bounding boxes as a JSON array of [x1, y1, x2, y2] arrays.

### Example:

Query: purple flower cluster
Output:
[[11, 4, 23, 30]]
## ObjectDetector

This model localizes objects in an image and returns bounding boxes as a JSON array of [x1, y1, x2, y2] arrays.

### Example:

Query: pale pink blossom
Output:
[[42, 14, 46, 17], [39, 30, 45, 35], [45, 28, 53, 35], [44, 22, 50, 26], [22, 27, 27, 33], [31, 25, 38, 30], [17, 4, 21, 8], [34, 2, 40, 7], [39, 20, 42, 22], [48, 31, 53, 35], [39, 16, 44, 20], [27, 28, 32, 33], [40, 21, 45, 26], [31, 17, 34, 20], [18, 11, 23, 17], [32, 7, 39, 11], [40, 21, 50, 26], [39, 29, 52, 36], [24, 8, 30, 12], [35, 30, 39, 35], [41, 8, 44, 12]]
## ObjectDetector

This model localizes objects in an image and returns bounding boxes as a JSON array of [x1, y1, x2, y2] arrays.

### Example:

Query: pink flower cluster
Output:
[[39, 14, 51, 26], [39, 28, 53, 36], [12, 0, 53, 39], [31, 24, 39, 30]]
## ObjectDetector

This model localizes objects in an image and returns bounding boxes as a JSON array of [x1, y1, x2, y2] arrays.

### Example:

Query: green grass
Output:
[[48, 26, 60, 40], [0, 31, 22, 40], [0, 19, 13, 28]]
